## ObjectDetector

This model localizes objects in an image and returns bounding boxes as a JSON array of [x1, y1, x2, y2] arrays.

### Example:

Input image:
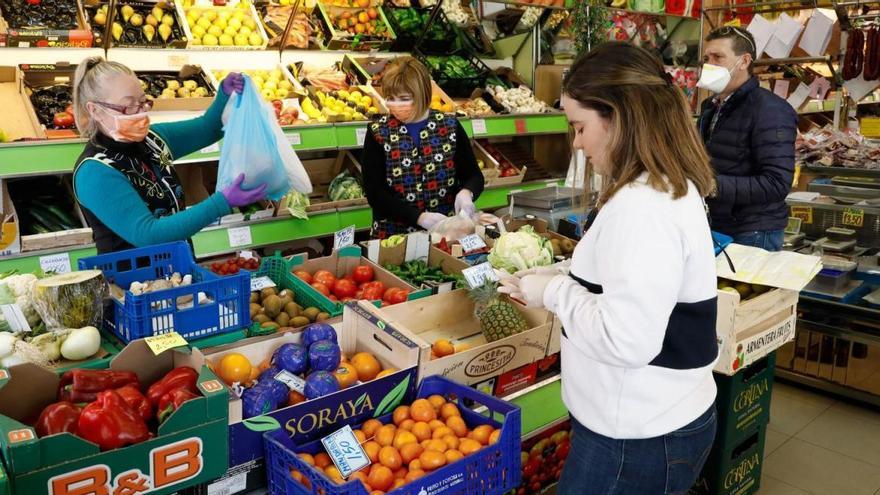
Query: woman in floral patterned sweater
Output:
[[361, 57, 484, 239]]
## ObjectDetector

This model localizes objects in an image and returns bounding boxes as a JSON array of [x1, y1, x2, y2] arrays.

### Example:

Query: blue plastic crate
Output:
[[78, 241, 251, 343], [264, 375, 522, 495]]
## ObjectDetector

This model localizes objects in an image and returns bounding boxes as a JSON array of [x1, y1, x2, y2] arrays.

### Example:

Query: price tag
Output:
[[462, 262, 499, 289], [459, 234, 487, 252], [786, 217, 803, 235], [274, 370, 306, 394], [334, 225, 356, 250], [355, 127, 367, 146], [167, 54, 189, 69], [228, 226, 252, 248], [0, 305, 30, 332], [250, 276, 277, 292], [144, 332, 188, 355], [321, 425, 371, 479], [39, 252, 71, 274], [404, 232, 430, 262], [206, 472, 247, 495], [842, 207, 865, 227], [287, 133, 302, 146], [240, 250, 255, 260], [790, 206, 813, 225], [471, 119, 487, 135], [201, 142, 221, 154]]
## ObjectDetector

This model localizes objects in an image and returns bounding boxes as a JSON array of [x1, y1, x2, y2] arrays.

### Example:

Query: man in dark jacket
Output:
[[698, 26, 798, 251]]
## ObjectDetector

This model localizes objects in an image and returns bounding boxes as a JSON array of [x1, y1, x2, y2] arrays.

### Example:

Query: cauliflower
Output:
[[1, 274, 40, 327]]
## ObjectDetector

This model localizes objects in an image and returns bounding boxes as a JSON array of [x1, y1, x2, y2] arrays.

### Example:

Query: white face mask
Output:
[[697, 56, 743, 94]]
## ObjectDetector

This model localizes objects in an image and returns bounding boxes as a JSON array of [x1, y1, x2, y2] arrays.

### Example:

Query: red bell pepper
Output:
[[77, 390, 151, 451], [146, 367, 198, 408], [35, 402, 81, 438], [157, 388, 200, 423], [115, 384, 153, 422], [58, 369, 140, 403]]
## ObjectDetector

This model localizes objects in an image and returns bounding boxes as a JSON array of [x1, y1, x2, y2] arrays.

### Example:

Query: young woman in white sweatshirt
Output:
[[499, 42, 719, 494]]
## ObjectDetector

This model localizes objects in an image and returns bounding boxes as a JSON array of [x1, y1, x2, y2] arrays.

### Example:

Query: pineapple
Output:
[[468, 281, 529, 342]]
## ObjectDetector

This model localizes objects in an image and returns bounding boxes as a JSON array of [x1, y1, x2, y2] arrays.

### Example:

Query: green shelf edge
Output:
[[510, 378, 568, 436]]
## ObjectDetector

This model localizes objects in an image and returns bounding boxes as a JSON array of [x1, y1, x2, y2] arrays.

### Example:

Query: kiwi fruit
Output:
[[316, 312, 330, 322], [284, 302, 299, 317], [550, 238, 562, 257], [253, 314, 270, 324], [263, 295, 283, 318], [250, 292, 260, 304], [561, 239, 575, 254], [249, 303, 261, 319], [260, 322, 279, 330], [261, 287, 278, 299], [275, 312, 290, 327], [291, 316, 311, 327], [301, 307, 320, 322]]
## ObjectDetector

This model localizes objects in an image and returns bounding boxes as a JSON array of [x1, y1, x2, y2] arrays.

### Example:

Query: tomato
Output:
[[329, 295, 338, 302], [310, 282, 330, 297], [228, 264, 240, 274], [314, 270, 337, 287], [341, 297, 355, 303], [294, 271, 313, 284], [383, 287, 401, 302], [352, 265, 374, 284], [333, 279, 357, 298], [355, 290, 364, 299], [362, 283, 385, 301], [343, 274, 355, 283], [387, 288, 409, 305]]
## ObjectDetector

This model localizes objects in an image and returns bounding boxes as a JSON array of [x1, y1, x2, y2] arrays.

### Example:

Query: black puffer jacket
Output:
[[699, 77, 797, 235]]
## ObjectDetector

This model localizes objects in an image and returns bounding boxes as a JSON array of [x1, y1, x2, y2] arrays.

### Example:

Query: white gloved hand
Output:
[[513, 259, 572, 278], [454, 189, 476, 218], [495, 269, 557, 308], [418, 212, 448, 230]]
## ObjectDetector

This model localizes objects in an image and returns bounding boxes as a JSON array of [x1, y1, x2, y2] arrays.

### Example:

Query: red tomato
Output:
[[314, 270, 337, 287], [310, 282, 330, 297], [352, 265, 374, 284], [341, 297, 355, 303], [228, 264, 239, 274], [294, 271, 313, 284], [387, 289, 409, 305], [355, 290, 364, 299], [383, 287, 400, 302], [343, 274, 355, 283], [333, 279, 357, 299], [362, 283, 385, 301], [329, 295, 338, 302]]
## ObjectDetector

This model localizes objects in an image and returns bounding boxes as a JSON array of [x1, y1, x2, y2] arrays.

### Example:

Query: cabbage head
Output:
[[488, 225, 554, 273]]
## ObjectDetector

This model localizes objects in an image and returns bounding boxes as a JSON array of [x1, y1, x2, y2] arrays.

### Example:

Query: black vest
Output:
[[74, 132, 185, 254]]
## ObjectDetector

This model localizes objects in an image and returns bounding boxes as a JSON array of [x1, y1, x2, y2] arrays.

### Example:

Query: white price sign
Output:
[[227, 226, 252, 248], [0, 305, 30, 332], [240, 250, 255, 260], [322, 425, 371, 479], [250, 276, 277, 292], [334, 225, 356, 250], [471, 119, 487, 135], [462, 262, 499, 289], [206, 472, 247, 495], [287, 133, 302, 146], [39, 252, 71, 274], [459, 234, 486, 252], [355, 127, 367, 146], [274, 370, 306, 394], [200, 142, 221, 154]]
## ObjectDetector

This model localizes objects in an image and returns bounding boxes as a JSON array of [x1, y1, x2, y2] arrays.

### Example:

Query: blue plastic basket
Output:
[[264, 375, 522, 495], [78, 241, 251, 343]]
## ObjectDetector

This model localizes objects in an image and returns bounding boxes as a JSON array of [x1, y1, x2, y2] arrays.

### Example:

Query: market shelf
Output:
[[0, 244, 98, 274], [506, 375, 568, 436], [803, 164, 880, 178]]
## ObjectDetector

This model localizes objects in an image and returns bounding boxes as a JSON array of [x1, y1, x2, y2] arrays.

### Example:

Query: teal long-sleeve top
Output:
[[74, 90, 232, 248]]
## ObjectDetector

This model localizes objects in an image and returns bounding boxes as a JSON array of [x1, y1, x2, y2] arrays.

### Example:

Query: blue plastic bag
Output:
[[217, 75, 293, 201]]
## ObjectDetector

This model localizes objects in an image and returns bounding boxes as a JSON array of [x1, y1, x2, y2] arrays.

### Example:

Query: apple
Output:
[[233, 33, 249, 45], [261, 88, 275, 100], [248, 32, 262, 46], [53, 112, 74, 128]]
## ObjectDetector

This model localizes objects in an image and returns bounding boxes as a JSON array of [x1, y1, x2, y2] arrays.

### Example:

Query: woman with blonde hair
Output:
[[361, 56, 484, 238], [499, 42, 719, 494]]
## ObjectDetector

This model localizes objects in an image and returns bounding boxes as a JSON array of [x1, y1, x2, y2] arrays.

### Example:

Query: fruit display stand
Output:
[[0, 0, 94, 48], [0, 66, 47, 141], [177, 0, 269, 49], [314, 2, 396, 52], [361, 232, 469, 294], [290, 151, 369, 214], [136, 65, 216, 111], [19, 62, 79, 140], [84, 1, 189, 49]]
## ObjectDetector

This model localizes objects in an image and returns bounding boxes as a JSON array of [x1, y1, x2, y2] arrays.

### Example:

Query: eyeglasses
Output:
[[94, 99, 153, 115], [713, 26, 756, 54]]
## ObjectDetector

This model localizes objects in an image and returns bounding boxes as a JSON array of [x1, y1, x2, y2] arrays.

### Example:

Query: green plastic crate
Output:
[[689, 424, 767, 495], [713, 353, 776, 449]]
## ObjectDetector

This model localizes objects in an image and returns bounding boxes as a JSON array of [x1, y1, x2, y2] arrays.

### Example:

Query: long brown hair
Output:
[[563, 42, 715, 205]]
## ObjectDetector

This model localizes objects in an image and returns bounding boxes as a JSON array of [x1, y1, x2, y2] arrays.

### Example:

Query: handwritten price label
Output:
[[287, 133, 302, 146], [250, 276, 277, 292], [334, 225, 356, 250], [322, 425, 370, 479], [274, 370, 306, 394], [462, 262, 499, 289], [471, 119, 487, 135], [459, 234, 486, 252], [39, 252, 71, 274], [790, 206, 813, 225], [228, 226, 253, 248], [144, 332, 188, 355], [200, 142, 221, 154], [355, 128, 367, 146], [842, 207, 865, 228]]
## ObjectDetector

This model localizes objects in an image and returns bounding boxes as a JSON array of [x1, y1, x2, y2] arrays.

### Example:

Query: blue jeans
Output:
[[558, 407, 717, 495], [733, 230, 784, 252]]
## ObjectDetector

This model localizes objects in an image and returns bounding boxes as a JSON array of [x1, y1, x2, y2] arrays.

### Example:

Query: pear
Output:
[[160, 88, 176, 99], [166, 80, 181, 91], [93, 11, 106, 25], [146, 14, 158, 26], [142, 24, 155, 42], [183, 80, 197, 90], [112, 22, 123, 41], [177, 87, 191, 98], [158, 23, 172, 41], [161, 14, 174, 26], [151, 6, 164, 20], [121, 5, 134, 22], [130, 13, 143, 27]]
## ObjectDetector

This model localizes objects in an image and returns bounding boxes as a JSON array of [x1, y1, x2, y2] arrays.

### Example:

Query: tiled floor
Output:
[[760, 381, 880, 495]]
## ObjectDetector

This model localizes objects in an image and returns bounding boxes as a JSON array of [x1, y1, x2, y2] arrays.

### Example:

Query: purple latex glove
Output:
[[222, 174, 268, 207], [221, 72, 245, 96]]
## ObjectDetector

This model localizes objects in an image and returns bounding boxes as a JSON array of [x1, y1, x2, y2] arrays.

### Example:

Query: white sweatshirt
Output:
[[544, 173, 718, 439]]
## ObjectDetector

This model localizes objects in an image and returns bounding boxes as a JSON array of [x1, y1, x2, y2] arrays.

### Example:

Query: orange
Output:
[[446, 416, 468, 438], [367, 465, 394, 492], [298, 453, 315, 466], [393, 430, 418, 449], [353, 429, 367, 443], [288, 390, 306, 406], [399, 419, 415, 431], [218, 353, 252, 385], [445, 449, 464, 464], [393, 466, 407, 479], [440, 402, 461, 420], [428, 419, 446, 431], [427, 395, 446, 411], [425, 439, 447, 453], [340, 353, 349, 363], [470, 425, 493, 445], [400, 443, 424, 464], [431, 339, 455, 358], [392, 406, 410, 426], [411, 422, 432, 441], [290, 469, 302, 482], [419, 450, 447, 471], [370, 491, 385, 495], [392, 478, 406, 490], [409, 399, 437, 422], [379, 446, 402, 470], [364, 441, 381, 463], [362, 419, 383, 438], [324, 465, 344, 483], [441, 435, 459, 450], [376, 368, 398, 379], [432, 426, 454, 440], [489, 429, 501, 445], [333, 362, 359, 389], [351, 352, 382, 381], [409, 459, 422, 471], [350, 471, 369, 489], [376, 424, 397, 447], [405, 469, 425, 483], [314, 453, 332, 469], [459, 438, 482, 455], [248, 366, 260, 384]]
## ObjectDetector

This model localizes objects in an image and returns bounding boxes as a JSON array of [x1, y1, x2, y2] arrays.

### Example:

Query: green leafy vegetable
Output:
[[487, 225, 554, 274]]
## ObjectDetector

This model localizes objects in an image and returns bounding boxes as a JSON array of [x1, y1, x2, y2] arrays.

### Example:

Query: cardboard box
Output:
[[0, 181, 21, 257], [19, 62, 79, 140], [198, 313, 419, 469], [474, 140, 525, 188], [283, 151, 368, 215], [713, 353, 776, 449], [482, 216, 578, 260], [89, 0, 188, 49], [0, 0, 94, 47], [0, 66, 47, 140], [184, 458, 262, 495], [361, 232, 468, 294], [0, 340, 229, 495], [715, 286, 798, 375], [314, 3, 396, 51], [362, 289, 555, 387], [140, 66, 216, 113], [9, 175, 93, 253], [177, 2, 269, 50], [689, 424, 767, 495]]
